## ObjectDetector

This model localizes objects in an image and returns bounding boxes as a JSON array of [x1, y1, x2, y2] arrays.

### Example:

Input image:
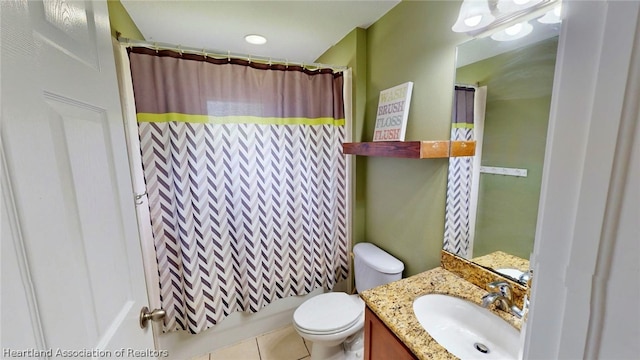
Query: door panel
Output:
[[1, 0, 155, 355], [29, 0, 99, 68]]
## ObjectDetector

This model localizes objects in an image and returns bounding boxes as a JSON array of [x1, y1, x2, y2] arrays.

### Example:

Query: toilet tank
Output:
[[353, 242, 404, 292]]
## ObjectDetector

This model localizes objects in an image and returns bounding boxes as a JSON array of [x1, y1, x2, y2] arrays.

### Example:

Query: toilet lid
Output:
[[293, 293, 363, 334]]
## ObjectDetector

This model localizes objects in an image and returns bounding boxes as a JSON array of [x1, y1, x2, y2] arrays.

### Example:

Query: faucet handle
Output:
[[488, 280, 513, 299], [519, 269, 533, 284]]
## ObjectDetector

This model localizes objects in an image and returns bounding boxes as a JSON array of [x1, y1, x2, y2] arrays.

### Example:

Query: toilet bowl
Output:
[[292, 242, 404, 360], [293, 292, 365, 360]]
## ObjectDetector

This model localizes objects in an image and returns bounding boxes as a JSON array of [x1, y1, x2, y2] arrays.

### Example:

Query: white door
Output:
[[1, 0, 156, 357]]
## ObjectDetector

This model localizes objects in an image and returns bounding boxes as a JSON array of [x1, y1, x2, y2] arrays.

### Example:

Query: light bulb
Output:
[[452, 0, 495, 33], [491, 21, 533, 41], [464, 15, 483, 27], [497, 0, 543, 13], [537, 5, 562, 24], [505, 23, 523, 36]]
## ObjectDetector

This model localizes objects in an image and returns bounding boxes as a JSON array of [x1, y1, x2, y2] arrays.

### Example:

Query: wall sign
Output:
[[373, 82, 413, 142]]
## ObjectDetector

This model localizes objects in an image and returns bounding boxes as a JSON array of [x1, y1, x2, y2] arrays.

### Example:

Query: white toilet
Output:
[[293, 242, 404, 360]]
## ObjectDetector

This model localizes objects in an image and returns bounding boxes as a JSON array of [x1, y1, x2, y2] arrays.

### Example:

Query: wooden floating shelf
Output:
[[342, 140, 476, 159]]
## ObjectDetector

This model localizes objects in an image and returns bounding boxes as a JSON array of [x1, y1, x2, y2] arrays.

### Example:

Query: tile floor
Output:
[[190, 325, 312, 360]]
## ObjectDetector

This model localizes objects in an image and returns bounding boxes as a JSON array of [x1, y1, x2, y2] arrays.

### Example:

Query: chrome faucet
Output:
[[481, 280, 525, 318], [518, 270, 532, 284]]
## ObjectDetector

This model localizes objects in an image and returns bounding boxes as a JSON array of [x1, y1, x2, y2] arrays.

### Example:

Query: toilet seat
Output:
[[293, 293, 363, 335]]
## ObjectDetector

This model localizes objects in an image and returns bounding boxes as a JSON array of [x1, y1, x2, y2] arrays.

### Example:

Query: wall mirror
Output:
[[443, 4, 562, 284]]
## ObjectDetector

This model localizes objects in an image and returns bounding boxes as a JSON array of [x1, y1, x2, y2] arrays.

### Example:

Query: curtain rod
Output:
[[117, 37, 348, 73], [455, 83, 479, 89]]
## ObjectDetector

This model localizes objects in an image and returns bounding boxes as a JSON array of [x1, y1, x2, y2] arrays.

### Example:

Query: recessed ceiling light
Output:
[[244, 34, 267, 45]]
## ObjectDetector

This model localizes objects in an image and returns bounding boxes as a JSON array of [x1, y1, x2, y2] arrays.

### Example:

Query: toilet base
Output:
[[309, 343, 344, 360], [309, 331, 364, 360], [344, 331, 364, 360]]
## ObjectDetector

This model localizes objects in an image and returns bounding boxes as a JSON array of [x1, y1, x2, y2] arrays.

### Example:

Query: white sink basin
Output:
[[413, 294, 520, 359], [495, 268, 525, 280]]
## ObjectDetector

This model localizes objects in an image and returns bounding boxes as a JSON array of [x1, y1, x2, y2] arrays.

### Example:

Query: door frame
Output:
[[112, 41, 163, 342], [524, 1, 640, 358]]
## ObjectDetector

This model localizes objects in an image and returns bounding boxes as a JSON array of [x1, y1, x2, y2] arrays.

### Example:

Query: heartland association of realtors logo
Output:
[[373, 82, 413, 142], [2, 347, 169, 358]]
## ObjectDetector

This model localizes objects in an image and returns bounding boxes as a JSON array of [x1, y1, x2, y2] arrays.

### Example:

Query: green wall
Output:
[[107, 0, 144, 40], [316, 28, 368, 247], [357, 1, 467, 276], [456, 38, 558, 259], [475, 96, 550, 259]]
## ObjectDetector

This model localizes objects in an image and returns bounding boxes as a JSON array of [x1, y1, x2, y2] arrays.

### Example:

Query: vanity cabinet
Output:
[[364, 306, 417, 360]]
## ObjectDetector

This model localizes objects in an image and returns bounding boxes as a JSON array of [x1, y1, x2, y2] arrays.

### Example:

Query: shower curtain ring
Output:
[[134, 191, 147, 205]]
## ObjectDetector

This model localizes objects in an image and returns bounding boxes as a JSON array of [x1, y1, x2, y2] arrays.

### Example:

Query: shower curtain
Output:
[[128, 48, 348, 334], [443, 86, 475, 257]]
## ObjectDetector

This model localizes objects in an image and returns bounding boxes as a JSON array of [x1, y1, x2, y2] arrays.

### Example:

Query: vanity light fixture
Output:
[[244, 34, 267, 45], [496, 0, 544, 13], [452, 0, 558, 35], [490, 21, 533, 41], [452, 0, 496, 33]]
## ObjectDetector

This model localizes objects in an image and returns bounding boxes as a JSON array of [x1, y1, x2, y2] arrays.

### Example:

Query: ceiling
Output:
[[121, 0, 401, 64]]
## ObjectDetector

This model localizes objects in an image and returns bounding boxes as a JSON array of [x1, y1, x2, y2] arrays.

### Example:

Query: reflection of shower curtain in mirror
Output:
[[444, 86, 475, 257], [128, 48, 349, 334]]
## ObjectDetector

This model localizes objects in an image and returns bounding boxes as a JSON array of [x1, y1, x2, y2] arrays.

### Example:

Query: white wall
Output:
[[524, 0, 640, 358]]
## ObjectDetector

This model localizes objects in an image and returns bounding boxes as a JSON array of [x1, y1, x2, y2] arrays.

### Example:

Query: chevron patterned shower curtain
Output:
[[128, 48, 348, 334], [443, 86, 475, 257]]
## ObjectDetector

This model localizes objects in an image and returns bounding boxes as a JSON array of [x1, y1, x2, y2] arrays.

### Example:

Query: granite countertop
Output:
[[472, 251, 530, 273], [360, 267, 521, 360]]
